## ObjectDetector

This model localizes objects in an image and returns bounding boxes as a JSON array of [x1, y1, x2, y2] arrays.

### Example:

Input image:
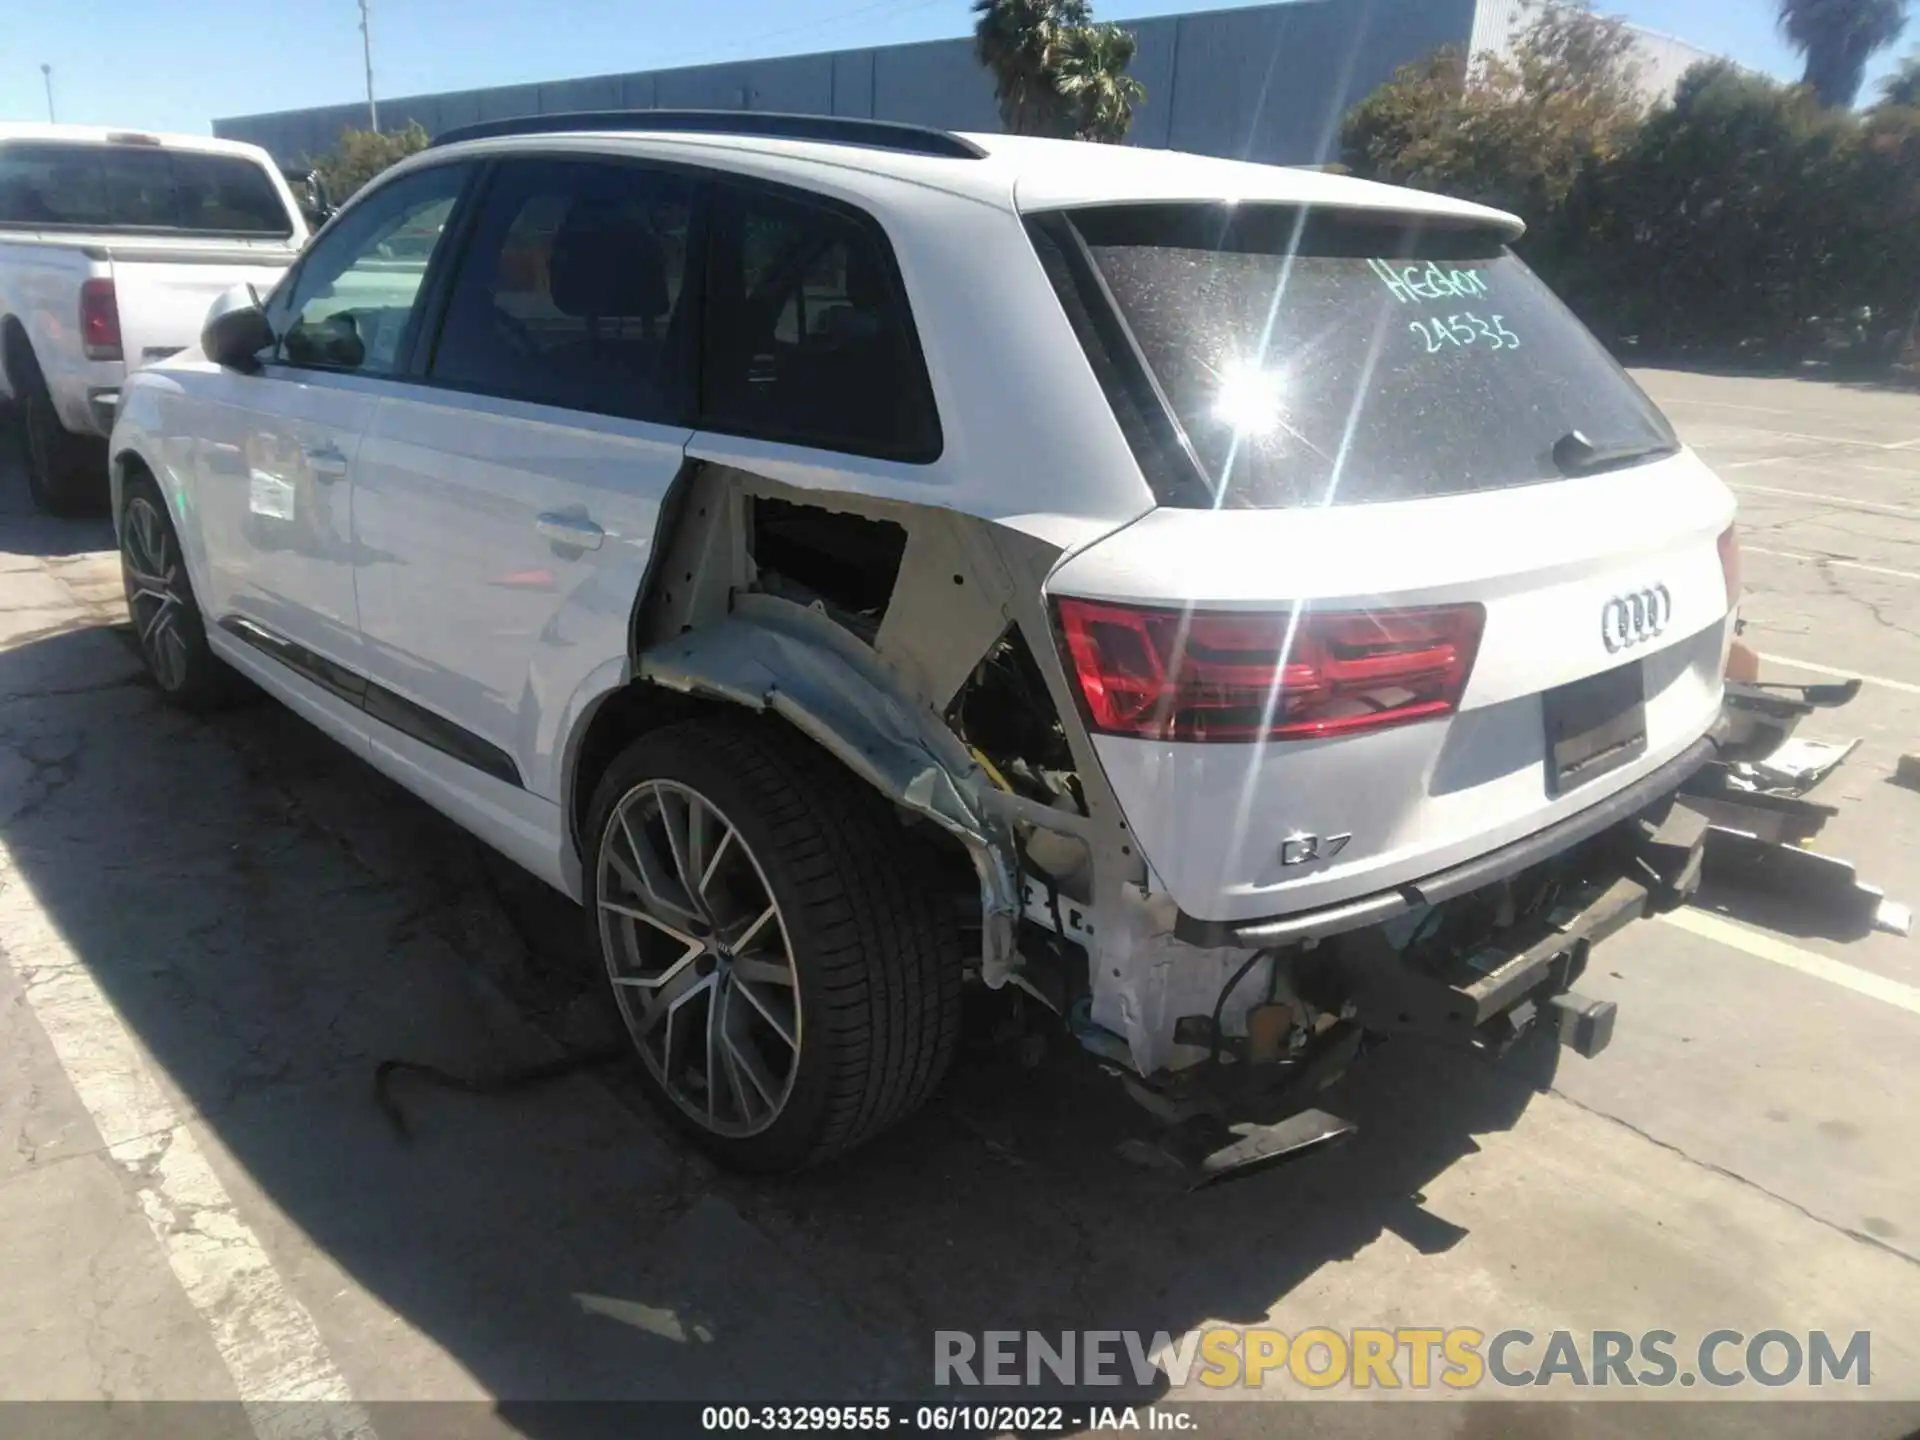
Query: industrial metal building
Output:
[[215, 0, 1714, 170]]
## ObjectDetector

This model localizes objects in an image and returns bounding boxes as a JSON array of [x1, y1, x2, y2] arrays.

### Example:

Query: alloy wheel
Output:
[[596, 780, 802, 1137], [122, 495, 190, 691]]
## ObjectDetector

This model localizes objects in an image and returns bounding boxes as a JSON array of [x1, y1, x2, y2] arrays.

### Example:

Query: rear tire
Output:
[[19, 374, 105, 517], [120, 471, 244, 712], [584, 716, 964, 1171]]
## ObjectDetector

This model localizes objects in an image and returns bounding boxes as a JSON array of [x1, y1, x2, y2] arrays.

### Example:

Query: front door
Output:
[[350, 157, 701, 798], [194, 161, 473, 672]]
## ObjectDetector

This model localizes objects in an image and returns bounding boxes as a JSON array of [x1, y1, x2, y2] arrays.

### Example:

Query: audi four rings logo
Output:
[[1602, 584, 1672, 653]]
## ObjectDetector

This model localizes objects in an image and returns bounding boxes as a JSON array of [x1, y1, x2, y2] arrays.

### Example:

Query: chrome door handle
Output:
[[305, 444, 349, 481], [536, 512, 605, 550]]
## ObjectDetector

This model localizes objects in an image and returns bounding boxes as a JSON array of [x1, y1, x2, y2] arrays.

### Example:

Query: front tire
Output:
[[120, 471, 243, 711], [584, 717, 964, 1171]]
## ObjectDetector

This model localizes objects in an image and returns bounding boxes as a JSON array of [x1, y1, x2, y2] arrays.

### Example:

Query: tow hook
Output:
[[1543, 991, 1617, 1058]]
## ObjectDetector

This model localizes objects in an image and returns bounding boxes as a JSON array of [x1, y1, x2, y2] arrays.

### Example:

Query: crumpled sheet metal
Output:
[[637, 599, 1023, 985], [1091, 884, 1273, 1077], [1726, 736, 1860, 797]]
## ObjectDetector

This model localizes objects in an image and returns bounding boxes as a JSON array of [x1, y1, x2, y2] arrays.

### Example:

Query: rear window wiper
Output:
[[1552, 430, 1679, 477]]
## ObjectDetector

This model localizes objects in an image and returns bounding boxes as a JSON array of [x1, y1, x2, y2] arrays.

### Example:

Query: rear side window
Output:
[[701, 183, 939, 462], [1038, 204, 1676, 508], [0, 142, 292, 237], [429, 159, 698, 425]]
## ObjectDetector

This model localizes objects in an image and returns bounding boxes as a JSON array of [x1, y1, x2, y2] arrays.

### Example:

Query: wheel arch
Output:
[[563, 598, 1023, 985], [2, 315, 40, 396], [109, 446, 154, 532], [564, 678, 728, 862], [112, 446, 215, 609]]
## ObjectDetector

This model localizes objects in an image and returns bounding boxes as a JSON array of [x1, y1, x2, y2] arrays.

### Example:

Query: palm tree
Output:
[[972, 0, 1146, 143], [1778, 0, 1910, 107], [1055, 22, 1145, 141], [973, 0, 1086, 136], [1879, 48, 1920, 104]]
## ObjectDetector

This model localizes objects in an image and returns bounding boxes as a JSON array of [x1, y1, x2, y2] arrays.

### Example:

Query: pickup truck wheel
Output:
[[20, 381, 105, 517], [120, 473, 243, 711], [584, 717, 964, 1171]]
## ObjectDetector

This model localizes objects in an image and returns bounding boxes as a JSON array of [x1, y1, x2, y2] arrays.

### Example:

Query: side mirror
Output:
[[201, 283, 275, 370], [282, 168, 335, 233]]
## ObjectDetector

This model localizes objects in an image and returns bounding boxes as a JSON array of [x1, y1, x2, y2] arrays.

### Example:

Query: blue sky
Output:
[[0, 0, 1906, 136]]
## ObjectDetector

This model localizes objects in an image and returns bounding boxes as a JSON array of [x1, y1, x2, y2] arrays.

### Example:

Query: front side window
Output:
[[428, 159, 697, 424], [1037, 204, 1677, 508], [0, 142, 292, 236], [701, 184, 939, 461], [275, 163, 468, 376]]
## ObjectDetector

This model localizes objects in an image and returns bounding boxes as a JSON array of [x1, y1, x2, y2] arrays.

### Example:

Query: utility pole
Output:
[[40, 64, 55, 123], [358, 0, 379, 132]]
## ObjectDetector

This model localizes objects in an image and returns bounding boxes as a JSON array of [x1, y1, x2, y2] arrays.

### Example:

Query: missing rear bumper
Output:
[[1174, 730, 1722, 951]]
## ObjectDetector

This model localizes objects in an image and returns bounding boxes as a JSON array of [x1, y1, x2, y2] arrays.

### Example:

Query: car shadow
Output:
[[0, 423, 116, 555], [1688, 878, 1880, 944], [0, 612, 1570, 1432]]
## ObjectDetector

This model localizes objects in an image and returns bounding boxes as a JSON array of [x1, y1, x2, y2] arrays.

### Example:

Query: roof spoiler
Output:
[[429, 109, 987, 160]]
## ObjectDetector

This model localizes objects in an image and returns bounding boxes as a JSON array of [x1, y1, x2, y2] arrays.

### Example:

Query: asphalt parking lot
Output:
[[1, 368, 1918, 1438]]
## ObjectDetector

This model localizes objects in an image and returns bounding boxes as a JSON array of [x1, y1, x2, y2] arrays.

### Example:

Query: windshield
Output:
[[1036, 204, 1677, 509], [0, 142, 293, 238]]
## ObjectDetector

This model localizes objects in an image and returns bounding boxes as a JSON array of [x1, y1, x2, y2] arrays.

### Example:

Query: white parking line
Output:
[[1833, 459, 1920, 477], [1732, 482, 1920, 518], [1755, 651, 1920, 696], [1716, 454, 1920, 475], [1742, 544, 1920, 584], [1721, 455, 1814, 471], [1705, 426, 1920, 451], [0, 841, 373, 1440], [1662, 397, 1920, 449], [1662, 908, 1920, 1017], [1655, 395, 1792, 415]]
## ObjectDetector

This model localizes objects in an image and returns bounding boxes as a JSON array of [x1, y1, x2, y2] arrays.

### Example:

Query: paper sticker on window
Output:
[[248, 469, 296, 521]]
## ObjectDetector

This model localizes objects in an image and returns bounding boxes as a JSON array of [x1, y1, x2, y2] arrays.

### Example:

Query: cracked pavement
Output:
[[0, 373, 1918, 1434]]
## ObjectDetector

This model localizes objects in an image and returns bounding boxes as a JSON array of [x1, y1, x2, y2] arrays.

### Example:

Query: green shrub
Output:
[[308, 122, 431, 203], [1340, 6, 1920, 363]]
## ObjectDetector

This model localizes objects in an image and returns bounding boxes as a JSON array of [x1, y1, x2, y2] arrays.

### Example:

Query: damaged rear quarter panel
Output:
[[623, 465, 1130, 985], [626, 467, 1267, 1082]]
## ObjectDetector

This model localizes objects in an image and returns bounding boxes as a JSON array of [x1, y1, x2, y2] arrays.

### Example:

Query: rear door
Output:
[[349, 156, 701, 800], [1033, 203, 1737, 925]]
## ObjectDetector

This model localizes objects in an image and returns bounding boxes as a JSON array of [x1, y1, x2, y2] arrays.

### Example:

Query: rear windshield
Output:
[[0, 142, 292, 237], [1035, 204, 1676, 508]]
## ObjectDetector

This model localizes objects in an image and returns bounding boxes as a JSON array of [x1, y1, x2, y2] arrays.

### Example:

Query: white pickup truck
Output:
[[1, 124, 308, 513]]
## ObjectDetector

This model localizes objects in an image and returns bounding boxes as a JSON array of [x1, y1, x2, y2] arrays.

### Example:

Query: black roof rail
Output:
[[429, 109, 988, 160]]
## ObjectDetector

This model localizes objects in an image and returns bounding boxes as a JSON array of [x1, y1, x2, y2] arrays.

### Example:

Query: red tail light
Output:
[[1055, 598, 1485, 743], [80, 279, 122, 361], [1717, 524, 1741, 609]]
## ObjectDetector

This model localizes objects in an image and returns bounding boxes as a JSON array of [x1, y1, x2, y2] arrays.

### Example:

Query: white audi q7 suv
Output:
[[108, 112, 1736, 1177]]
